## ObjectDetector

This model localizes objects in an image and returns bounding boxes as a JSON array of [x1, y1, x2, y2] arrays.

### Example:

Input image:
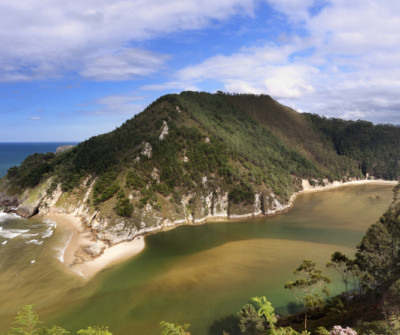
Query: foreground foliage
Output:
[[3, 305, 112, 335], [285, 260, 331, 330]]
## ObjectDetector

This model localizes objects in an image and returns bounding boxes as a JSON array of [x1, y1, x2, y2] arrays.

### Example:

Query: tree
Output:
[[5, 305, 112, 335], [326, 252, 361, 297], [356, 222, 395, 294], [9, 305, 43, 335], [160, 321, 191, 335], [284, 259, 331, 330], [251, 297, 300, 335], [237, 303, 264, 335], [251, 296, 276, 334], [77, 327, 112, 335], [43, 326, 70, 335]]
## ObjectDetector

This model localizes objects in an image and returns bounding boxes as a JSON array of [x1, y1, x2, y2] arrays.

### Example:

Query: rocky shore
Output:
[[1, 178, 397, 280], [4, 178, 392, 280]]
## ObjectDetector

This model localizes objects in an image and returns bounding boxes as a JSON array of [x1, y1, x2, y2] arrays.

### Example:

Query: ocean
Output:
[[0, 142, 81, 327], [0, 142, 78, 178]]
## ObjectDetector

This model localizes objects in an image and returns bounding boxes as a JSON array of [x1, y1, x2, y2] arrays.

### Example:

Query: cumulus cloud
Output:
[[150, 0, 400, 124], [0, 0, 255, 81], [156, 43, 318, 99]]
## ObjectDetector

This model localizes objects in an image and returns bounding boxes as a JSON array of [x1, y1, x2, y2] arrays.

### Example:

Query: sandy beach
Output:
[[45, 179, 397, 280], [44, 213, 145, 280], [299, 178, 398, 194]]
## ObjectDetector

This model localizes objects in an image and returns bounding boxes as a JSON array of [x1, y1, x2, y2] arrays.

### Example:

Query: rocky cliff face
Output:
[[0, 175, 295, 248]]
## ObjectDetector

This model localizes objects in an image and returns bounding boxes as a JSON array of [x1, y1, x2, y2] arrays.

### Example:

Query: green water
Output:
[[0, 184, 396, 334]]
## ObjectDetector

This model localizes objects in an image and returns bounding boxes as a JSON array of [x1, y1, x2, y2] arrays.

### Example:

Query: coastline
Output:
[[44, 213, 145, 280], [45, 179, 397, 280]]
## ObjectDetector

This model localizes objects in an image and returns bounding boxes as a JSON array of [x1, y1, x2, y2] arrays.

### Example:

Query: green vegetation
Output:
[[7, 153, 54, 189], [284, 260, 331, 330], [114, 192, 133, 218], [237, 303, 264, 335], [307, 115, 400, 180], [1, 92, 399, 225], [228, 184, 255, 205], [3, 305, 112, 335], [160, 321, 191, 335]]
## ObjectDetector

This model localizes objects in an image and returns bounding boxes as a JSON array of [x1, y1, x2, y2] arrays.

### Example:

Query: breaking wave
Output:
[[54, 232, 73, 263], [0, 212, 20, 223], [0, 227, 29, 239], [41, 219, 56, 239], [27, 239, 43, 245]]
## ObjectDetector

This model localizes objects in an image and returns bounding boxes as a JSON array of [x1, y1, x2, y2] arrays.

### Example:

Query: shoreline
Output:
[[44, 213, 145, 280], [44, 179, 397, 280]]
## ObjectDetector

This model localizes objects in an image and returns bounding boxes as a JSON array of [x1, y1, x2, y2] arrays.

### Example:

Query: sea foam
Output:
[[41, 219, 57, 239], [0, 228, 29, 239], [27, 239, 43, 245], [54, 232, 73, 263], [0, 212, 20, 223]]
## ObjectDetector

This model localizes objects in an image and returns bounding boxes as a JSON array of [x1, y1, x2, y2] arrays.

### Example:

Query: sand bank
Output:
[[44, 213, 145, 280], [72, 237, 145, 278], [300, 179, 397, 195]]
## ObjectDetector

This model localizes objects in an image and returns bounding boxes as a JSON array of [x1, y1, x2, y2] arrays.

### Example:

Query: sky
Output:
[[1, 0, 400, 142]]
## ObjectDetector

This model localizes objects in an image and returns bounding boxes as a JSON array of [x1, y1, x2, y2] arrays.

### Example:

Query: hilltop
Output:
[[0, 91, 399, 261]]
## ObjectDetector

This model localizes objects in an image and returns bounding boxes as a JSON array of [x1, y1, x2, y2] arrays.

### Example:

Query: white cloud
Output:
[[150, 0, 400, 124], [0, 0, 256, 81], [80, 48, 169, 81], [89, 94, 145, 116], [30, 116, 41, 120], [158, 43, 318, 98], [266, 0, 314, 22]]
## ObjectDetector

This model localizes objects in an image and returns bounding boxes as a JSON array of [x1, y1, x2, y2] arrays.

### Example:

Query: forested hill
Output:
[[0, 92, 399, 245]]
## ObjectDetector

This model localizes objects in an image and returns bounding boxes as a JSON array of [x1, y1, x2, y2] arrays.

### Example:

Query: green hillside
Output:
[[0, 92, 399, 240]]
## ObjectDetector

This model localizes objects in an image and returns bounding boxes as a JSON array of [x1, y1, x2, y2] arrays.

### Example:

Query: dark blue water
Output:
[[0, 143, 78, 178]]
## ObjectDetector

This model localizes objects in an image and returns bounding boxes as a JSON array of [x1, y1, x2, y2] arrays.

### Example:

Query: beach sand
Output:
[[300, 179, 397, 194], [45, 213, 145, 280]]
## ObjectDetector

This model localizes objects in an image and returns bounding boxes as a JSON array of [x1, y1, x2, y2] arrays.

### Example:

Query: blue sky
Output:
[[1, 0, 399, 141]]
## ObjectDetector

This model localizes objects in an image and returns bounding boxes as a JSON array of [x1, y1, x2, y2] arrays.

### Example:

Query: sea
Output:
[[0, 142, 79, 243], [0, 142, 81, 321], [0, 142, 78, 178]]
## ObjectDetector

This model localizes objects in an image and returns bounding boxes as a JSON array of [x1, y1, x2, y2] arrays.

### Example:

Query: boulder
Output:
[[16, 203, 40, 218], [0, 192, 18, 207]]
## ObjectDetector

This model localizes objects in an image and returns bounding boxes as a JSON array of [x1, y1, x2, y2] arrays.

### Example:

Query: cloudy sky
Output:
[[1, 0, 399, 141]]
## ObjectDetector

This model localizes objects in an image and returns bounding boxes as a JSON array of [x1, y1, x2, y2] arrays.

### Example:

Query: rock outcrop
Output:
[[55, 145, 75, 154]]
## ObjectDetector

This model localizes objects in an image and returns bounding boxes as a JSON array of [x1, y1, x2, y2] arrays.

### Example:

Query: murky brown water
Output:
[[0, 184, 395, 334]]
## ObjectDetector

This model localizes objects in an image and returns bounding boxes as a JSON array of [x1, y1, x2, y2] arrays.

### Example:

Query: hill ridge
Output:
[[0, 91, 399, 261]]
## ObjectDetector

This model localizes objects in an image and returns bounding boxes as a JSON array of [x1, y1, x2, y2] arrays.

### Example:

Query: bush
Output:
[[115, 197, 134, 217], [229, 184, 255, 205]]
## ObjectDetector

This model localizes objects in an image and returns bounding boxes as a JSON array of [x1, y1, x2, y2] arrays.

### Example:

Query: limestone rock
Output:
[[141, 142, 152, 158], [55, 145, 75, 154], [159, 120, 169, 140]]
